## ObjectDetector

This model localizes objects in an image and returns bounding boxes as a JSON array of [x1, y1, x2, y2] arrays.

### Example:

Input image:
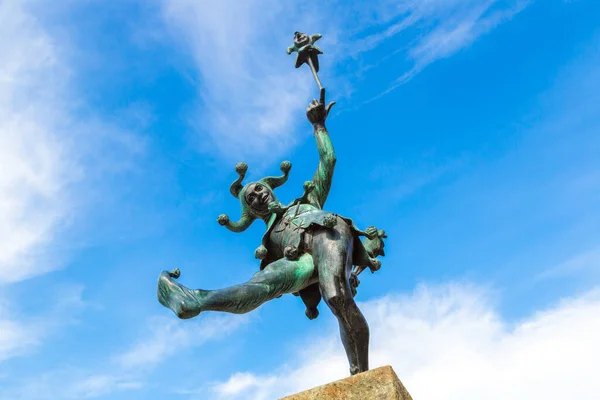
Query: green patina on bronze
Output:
[[157, 32, 388, 377]]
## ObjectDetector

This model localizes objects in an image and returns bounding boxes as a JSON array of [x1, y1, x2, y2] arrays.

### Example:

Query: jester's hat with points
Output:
[[218, 161, 292, 232]]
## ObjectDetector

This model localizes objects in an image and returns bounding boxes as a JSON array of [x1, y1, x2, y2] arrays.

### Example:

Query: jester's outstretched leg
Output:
[[157, 254, 316, 319]]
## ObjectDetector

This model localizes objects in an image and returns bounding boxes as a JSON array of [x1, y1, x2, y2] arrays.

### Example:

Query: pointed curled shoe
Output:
[[157, 270, 205, 320]]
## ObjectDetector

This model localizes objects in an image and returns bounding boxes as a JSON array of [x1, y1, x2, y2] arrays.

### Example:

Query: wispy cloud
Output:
[[117, 313, 250, 369], [357, 0, 532, 99], [160, 0, 316, 167], [157, 0, 530, 163], [66, 375, 143, 399], [0, 284, 86, 364], [537, 248, 600, 280], [0, 312, 249, 399], [0, 1, 147, 284], [0, 0, 79, 283], [363, 156, 466, 210], [0, 315, 39, 363], [0, 368, 142, 400], [0, 6, 154, 397], [209, 283, 600, 400]]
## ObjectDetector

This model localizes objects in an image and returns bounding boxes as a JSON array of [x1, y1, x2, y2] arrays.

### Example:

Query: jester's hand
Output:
[[217, 214, 230, 226], [303, 181, 315, 193], [268, 201, 282, 213], [307, 88, 335, 127], [365, 226, 378, 240]]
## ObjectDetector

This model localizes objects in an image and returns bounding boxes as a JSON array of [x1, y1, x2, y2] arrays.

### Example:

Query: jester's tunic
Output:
[[259, 203, 367, 270]]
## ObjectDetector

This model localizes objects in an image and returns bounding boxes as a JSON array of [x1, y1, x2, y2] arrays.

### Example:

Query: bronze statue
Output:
[[157, 32, 386, 376]]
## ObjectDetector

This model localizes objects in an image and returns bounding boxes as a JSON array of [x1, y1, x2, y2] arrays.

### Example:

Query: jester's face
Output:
[[294, 31, 310, 48], [244, 182, 275, 213]]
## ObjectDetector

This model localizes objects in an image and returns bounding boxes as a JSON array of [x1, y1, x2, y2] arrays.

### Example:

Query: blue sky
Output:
[[1, 0, 599, 398]]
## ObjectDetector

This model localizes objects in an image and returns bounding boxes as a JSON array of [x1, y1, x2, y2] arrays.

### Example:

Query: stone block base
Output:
[[279, 365, 413, 399]]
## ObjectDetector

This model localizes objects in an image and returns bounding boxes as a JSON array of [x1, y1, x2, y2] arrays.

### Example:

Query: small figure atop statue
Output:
[[287, 31, 324, 91], [157, 31, 387, 377]]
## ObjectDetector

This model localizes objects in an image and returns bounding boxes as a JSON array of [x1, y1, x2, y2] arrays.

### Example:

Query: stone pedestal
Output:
[[279, 365, 413, 400]]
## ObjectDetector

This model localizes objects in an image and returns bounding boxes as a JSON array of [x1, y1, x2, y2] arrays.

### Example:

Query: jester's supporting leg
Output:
[[157, 254, 316, 319], [312, 219, 370, 375]]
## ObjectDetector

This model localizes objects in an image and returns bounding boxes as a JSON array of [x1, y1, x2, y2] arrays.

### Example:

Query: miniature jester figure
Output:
[[157, 33, 387, 376]]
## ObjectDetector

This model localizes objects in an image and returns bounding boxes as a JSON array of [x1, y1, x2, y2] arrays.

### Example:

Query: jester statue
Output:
[[157, 31, 387, 376]]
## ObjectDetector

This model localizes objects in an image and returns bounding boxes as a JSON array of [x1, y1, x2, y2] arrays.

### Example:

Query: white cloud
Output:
[[0, 1, 148, 387], [0, 0, 79, 283], [0, 1, 148, 284], [357, 0, 531, 98], [537, 247, 600, 280], [117, 313, 250, 369], [210, 283, 600, 400], [65, 374, 143, 399], [0, 312, 248, 399], [158, 0, 530, 163], [0, 284, 86, 364], [0, 317, 39, 363], [0, 369, 142, 400], [160, 0, 315, 167]]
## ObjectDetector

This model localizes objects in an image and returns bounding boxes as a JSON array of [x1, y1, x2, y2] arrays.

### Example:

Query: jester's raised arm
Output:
[[306, 88, 336, 209]]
